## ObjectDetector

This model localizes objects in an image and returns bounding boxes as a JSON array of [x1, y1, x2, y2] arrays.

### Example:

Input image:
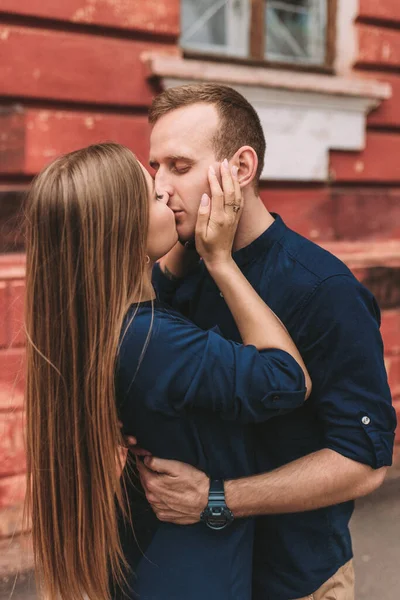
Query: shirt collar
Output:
[[233, 213, 287, 268]]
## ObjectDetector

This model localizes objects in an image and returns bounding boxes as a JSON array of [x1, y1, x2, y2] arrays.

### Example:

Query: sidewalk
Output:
[[1, 471, 399, 599], [0, 534, 35, 600], [350, 473, 400, 600]]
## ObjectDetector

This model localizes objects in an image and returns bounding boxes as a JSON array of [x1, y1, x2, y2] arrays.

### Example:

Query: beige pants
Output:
[[295, 560, 355, 600]]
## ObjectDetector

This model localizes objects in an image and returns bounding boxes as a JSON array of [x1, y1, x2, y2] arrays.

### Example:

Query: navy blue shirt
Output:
[[152, 215, 396, 599], [115, 301, 306, 599]]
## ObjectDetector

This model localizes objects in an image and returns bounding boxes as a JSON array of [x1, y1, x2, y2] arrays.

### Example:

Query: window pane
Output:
[[181, 0, 227, 49], [180, 0, 249, 57], [265, 0, 327, 65]]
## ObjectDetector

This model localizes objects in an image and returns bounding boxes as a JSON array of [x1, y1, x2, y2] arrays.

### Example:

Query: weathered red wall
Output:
[[0, 256, 26, 536], [0, 0, 180, 536]]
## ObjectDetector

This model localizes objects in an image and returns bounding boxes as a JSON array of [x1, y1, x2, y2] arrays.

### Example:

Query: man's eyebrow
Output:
[[150, 155, 195, 165], [169, 155, 195, 163]]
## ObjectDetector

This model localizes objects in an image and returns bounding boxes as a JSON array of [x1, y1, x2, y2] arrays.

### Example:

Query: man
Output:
[[135, 83, 396, 599]]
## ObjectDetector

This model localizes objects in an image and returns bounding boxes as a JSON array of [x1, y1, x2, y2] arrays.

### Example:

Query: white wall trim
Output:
[[334, 0, 359, 76], [144, 53, 390, 100]]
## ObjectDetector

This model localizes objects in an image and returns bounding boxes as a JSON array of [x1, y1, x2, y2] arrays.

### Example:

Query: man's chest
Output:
[[181, 267, 303, 344]]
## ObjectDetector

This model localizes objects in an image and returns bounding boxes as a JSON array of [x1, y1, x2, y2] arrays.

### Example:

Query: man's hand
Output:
[[122, 434, 152, 458], [116, 444, 129, 479], [136, 457, 209, 525], [117, 427, 151, 480]]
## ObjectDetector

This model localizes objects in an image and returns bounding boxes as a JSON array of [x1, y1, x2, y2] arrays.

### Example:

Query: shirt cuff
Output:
[[325, 418, 395, 469]]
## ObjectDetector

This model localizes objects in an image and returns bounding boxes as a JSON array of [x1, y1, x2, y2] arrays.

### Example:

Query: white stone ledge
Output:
[[143, 54, 392, 183], [144, 54, 391, 101]]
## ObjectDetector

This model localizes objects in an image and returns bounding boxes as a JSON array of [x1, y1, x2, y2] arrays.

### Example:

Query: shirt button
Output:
[[219, 292, 224, 298], [362, 416, 371, 425]]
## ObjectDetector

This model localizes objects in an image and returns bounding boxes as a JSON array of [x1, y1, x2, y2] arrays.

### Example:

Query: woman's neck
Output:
[[131, 267, 156, 303]]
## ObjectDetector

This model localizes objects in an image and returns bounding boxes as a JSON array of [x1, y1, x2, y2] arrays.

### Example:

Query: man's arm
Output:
[[136, 449, 387, 524], [225, 449, 387, 516]]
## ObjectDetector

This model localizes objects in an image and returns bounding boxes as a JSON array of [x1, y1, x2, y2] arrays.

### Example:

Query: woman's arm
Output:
[[209, 259, 311, 394], [142, 317, 306, 423], [157, 241, 199, 281], [195, 162, 312, 398]]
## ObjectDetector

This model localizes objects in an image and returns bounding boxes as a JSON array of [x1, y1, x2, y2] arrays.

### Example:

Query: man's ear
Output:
[[231, 146, 258, 188]]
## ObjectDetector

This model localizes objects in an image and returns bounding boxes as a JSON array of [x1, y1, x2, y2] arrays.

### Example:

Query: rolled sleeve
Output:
[[321, 395, 396, 469], [134, 312, 307, 423], [178, 338, 307, 422], [297, 275, 397, 469]]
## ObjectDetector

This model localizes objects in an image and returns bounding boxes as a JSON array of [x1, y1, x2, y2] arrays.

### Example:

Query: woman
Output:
[[24, 142, 311, 600]]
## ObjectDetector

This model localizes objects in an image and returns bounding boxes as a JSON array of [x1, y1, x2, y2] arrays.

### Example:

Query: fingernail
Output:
[[231, 165, 238, 178], [209, 165, 216, 175], [200, 193, 210, 207], [222, 158, 229, 170]]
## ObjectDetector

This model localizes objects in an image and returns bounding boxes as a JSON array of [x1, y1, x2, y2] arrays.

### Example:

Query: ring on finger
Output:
[[224, 202, 241, 210]]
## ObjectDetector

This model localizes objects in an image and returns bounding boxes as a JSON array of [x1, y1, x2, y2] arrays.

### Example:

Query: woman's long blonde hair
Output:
[[24, 143, 149, 599]]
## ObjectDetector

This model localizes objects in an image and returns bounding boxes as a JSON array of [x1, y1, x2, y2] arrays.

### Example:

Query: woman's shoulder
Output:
[[125, 300, 193, 329], [120, 301, 198, 351]]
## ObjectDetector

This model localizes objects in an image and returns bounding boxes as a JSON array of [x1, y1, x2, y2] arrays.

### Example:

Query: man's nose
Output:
[[155, 171, 174, 203]]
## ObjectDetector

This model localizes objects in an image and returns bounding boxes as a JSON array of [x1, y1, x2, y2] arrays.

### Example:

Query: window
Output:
[[180, 0, 336, 69]]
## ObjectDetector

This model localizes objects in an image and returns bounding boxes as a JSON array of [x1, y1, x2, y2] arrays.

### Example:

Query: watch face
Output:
[[203, 507, 234, 531]]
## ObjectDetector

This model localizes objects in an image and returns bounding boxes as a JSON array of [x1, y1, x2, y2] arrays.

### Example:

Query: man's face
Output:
[[149, 103, 220, 243]]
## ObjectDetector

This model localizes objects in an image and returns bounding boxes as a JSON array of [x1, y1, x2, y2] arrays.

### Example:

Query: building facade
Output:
[[0, 0, 399, 537]]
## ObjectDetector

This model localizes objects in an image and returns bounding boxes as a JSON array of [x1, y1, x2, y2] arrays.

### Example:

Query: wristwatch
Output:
[[200, 479, 234, 530]]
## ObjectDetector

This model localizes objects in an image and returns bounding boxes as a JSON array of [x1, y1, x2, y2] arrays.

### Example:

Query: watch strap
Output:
[[208, 479, 226, 506], [200, 479, 234, 530]]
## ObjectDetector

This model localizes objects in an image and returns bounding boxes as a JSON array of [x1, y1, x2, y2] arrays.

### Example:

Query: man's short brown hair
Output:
[[149, 83, 266, 188]]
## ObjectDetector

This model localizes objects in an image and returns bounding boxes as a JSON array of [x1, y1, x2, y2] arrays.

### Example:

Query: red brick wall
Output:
[[382, 311, 400, 452], [0, 256, 26, 536], [0, 0, 180, 176], [0, 0, 180, 536]]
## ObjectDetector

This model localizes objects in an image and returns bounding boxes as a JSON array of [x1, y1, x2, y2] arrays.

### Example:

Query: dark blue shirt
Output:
[[152, 214, 397, 599], [115, 300, 306, 599]]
